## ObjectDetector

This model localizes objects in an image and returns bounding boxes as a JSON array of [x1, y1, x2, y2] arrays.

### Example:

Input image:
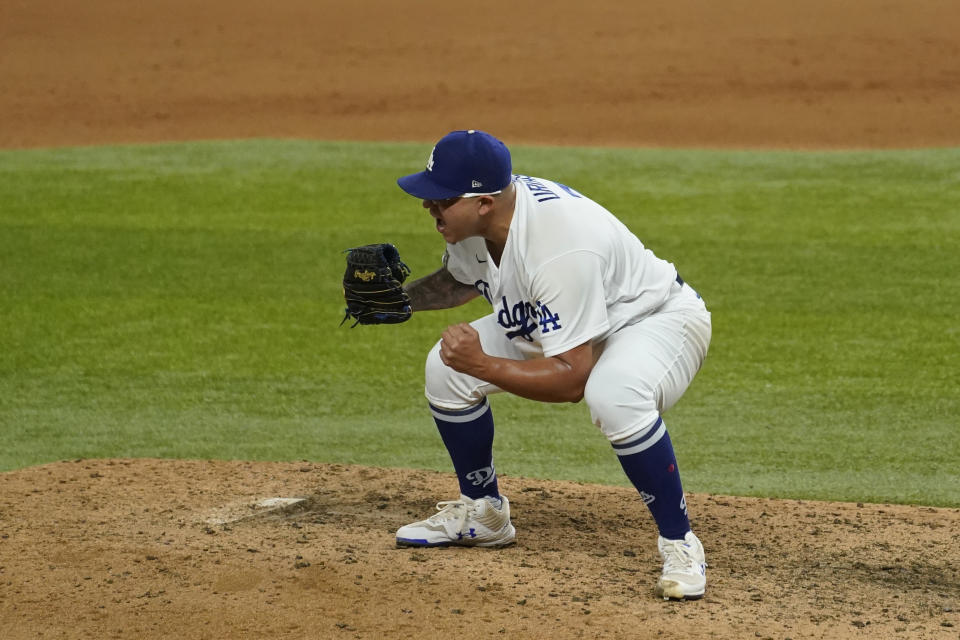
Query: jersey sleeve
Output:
[[443, 238, 486, 285], [529, 250, 609, 358]]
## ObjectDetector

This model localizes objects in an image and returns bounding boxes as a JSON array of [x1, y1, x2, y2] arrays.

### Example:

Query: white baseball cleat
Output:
[[655, 530, 707, 600], [396, 494, 516, 548]]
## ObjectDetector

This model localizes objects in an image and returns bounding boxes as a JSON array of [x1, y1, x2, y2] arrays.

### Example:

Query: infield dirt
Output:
[[1, 1, 959, 638]]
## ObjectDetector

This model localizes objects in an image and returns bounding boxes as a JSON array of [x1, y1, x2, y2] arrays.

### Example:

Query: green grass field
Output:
[[1, 140, 958, 507]]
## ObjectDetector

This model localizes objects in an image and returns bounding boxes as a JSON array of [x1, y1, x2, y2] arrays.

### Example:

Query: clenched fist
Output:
[[438, 323, 488, 376]]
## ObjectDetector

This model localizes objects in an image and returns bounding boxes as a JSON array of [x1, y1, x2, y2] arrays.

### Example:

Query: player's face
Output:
[[422, 196, 483, 243]]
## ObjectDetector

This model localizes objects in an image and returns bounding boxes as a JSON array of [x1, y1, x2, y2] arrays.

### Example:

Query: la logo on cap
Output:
[[426, 148, 435, 172]]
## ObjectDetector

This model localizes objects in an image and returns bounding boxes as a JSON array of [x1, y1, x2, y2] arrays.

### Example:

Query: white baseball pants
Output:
[[424, 281, 711, 444]]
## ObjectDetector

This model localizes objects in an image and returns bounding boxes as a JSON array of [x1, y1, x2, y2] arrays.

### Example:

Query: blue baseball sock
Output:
[[612, 417, 691, 540], [429, 399, 500, 503]]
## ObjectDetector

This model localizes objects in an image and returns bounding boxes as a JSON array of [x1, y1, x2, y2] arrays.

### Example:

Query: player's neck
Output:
[[485, 238, 504, 266], [480, 184, 516, 267]]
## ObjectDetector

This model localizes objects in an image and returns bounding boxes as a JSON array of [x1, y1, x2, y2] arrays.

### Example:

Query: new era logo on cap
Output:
[[397, 130, 512, 200]]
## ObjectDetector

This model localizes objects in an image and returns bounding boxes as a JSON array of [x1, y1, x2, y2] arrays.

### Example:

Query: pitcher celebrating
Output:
[[394, 129, 712, 601]]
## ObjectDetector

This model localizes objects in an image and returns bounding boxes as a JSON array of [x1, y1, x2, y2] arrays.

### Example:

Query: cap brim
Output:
[[397, 172, 463, 200]]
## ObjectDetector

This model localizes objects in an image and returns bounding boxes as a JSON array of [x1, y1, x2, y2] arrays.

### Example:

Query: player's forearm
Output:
[[475, 355, 588, 404], [439, 325, 595, 403], [405, 268, 479, 311]]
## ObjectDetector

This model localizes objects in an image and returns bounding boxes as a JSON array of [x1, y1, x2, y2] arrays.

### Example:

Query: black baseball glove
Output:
[[340, 243, 412, 327]]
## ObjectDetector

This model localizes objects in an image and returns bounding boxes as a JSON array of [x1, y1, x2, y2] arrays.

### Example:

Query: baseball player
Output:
[[393, 130, 711, 600]]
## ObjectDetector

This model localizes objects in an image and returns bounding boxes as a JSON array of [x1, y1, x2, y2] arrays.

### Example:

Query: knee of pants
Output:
[[424, 339, 480, 410], [583, 374, 660, 444]]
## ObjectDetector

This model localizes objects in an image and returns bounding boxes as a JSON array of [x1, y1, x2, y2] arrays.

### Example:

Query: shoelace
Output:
[[660, 539, 706, 575], [427, 499, 473, 532]]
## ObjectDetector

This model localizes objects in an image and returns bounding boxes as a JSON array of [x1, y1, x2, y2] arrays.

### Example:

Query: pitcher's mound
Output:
[[1, 459, 956, 639]]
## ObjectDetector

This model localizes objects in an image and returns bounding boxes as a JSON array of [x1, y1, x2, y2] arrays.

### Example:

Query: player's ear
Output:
[[476, 195, 497, 216]]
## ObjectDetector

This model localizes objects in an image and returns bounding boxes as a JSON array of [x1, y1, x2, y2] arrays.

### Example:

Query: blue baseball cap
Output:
[[397, 130, 512, 200]]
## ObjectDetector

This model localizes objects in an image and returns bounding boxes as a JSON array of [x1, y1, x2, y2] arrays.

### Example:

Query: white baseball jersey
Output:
[[444, 175, 678, 357]]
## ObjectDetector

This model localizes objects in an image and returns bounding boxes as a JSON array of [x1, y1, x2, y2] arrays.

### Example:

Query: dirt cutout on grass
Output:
[[2, 1, 960, 638], [3, 0, 960, 150]]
